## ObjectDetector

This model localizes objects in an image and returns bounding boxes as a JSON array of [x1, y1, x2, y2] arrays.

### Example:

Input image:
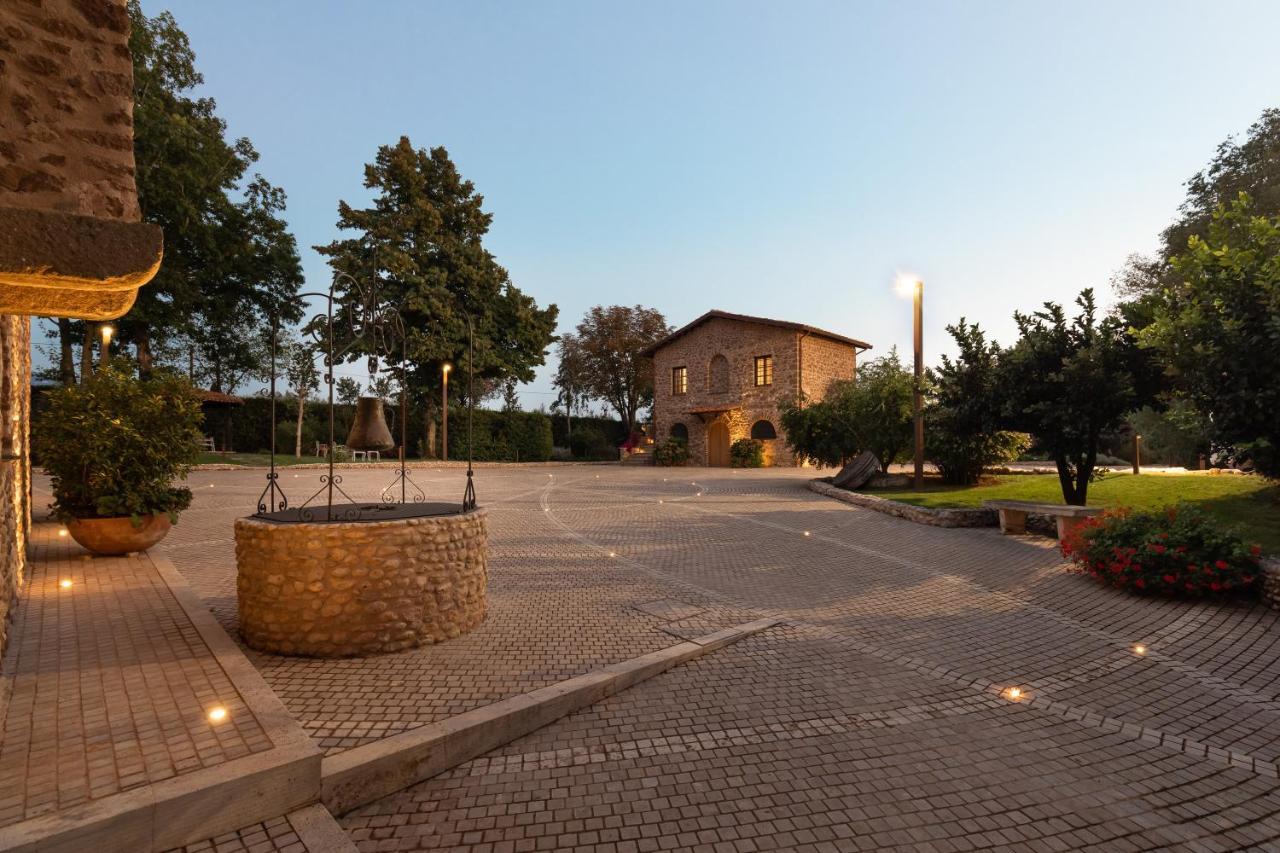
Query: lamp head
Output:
[[441, 363, 452, 375], [101, 324, 114, 341], [894, 274, 923, 299]]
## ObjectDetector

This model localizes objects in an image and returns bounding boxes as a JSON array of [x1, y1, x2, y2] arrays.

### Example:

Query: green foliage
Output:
[[730, 438, 764, 468], [568, 426, 617, 461], [446, 408, 553, 462], [1122, 401, 1211, 467], [780, 350, 914, 470], [335, 377, 361, 406], [653, 438, 690, 467], [34, 364, 201, 522], [926, 320, 1030, 484], [125, 2, 303, 377], [1000, 289, 1152, 505], [555, 306, 671, 432], [1061, 505, 1262, 597], [1139, 195, 1280, 477], [315, 137, 557, 438], [551, 415, 627, 449]]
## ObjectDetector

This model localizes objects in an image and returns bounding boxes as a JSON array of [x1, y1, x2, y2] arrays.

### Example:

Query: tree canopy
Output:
[[554, 305, 670, 433]]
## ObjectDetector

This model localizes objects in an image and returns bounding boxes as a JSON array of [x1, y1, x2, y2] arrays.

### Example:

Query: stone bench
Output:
[[983, 499, 1103, 539]]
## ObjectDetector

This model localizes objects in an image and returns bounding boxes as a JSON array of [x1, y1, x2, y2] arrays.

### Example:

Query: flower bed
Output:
[[1060, 504, 1262, 596]]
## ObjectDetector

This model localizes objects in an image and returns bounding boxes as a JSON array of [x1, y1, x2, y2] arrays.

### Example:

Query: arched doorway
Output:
[[707, 421, 730, 466]]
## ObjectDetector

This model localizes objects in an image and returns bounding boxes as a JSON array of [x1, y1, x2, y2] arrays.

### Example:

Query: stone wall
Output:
[[235, 509, 489, 657], [0, 0, 140, 221], [651, 316, 861, 467], [0, 316, 31, 653]]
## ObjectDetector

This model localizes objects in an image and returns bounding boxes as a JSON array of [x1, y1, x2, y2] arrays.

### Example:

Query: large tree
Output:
[[315, 138, 558, 457], [555, 306, 670, 434], [118, 1, 303, 379], [1139, 195, 1280, 477], [1000, 290, 1150, 505]]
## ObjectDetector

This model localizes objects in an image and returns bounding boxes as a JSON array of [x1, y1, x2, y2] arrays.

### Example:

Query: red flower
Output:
[[1210, 582, 1222, 592], [1215, 560, 1229, 570], [1244, 575, 1255, 584], [1163, 574, 1177, 584], [1251, 544, 1263, 557], [1134, 578, 1146, 589], [1150, 543, 1167, 554]]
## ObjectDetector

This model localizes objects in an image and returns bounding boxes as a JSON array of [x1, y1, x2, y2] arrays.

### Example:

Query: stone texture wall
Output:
[[0, 0, 141, 221], [0, 316, 31, 653], [235, 509, 489, 657], [651, 316, 860, 467]]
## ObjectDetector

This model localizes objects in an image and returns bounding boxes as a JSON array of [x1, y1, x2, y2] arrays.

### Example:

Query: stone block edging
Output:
[[808, 479, 995, 528], [0, 552, 323, 853], [320, 616, 785, 816], [1261, 559, 1280, 610]]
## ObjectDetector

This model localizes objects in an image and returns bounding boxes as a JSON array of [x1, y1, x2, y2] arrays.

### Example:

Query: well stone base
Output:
[[234, 508, 488, 657]]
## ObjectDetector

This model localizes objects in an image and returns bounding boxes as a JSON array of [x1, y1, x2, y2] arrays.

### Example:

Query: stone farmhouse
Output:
[[643, 310, 871, 467]]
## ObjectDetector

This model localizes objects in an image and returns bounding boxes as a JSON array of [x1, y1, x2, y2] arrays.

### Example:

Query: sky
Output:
[[112, 0, 1280, 409]]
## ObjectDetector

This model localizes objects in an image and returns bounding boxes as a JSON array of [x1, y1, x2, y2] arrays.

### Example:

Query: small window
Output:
[[670, 422, 689, 441], [754, 355, 773, 386], [750, 420, 777, 440], [672, 366, 687, 395]]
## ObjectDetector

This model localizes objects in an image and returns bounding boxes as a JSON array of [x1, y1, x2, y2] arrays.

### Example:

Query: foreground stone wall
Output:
[[235, 509, 489, 657], [0, 315, 31, 653]]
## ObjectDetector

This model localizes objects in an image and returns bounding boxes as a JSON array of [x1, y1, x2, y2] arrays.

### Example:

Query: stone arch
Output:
[[670, 422, 689, 442], [750, 420, 777, 440], [708, 353, 730, 393]]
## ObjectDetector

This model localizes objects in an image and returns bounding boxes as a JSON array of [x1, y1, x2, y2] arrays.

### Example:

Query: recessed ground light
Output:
[[57, 528, 68, 537], [207, 706, 228, 723], [59, 579, 73, 589], [608, 552, 616, 558], [1003, 686, 1025, 702], [803, 531, 811, 537], [1132, 644, 1147, 656]]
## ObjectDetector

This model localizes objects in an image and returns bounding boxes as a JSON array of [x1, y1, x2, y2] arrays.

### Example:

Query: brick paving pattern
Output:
[[331, 467, 1280, 851], [0, 524, 273, 829]]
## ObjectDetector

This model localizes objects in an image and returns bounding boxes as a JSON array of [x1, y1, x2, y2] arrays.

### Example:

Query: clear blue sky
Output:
[[135, 0, 1280, 409]]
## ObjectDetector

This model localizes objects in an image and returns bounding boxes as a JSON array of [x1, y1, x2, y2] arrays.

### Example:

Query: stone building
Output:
[[0, 0, 162, 651], [644, 310, 871, 467]]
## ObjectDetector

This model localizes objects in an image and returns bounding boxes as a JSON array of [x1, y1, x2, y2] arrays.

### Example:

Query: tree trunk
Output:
[[295, 392, 306, 459], [57, 319, 76, 385], [423, 397, 437, 459], [136, 328, 154, 378], [80, 325, 94, 379]]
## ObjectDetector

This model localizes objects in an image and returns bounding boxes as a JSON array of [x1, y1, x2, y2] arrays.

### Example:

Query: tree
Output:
[[1000, 290, 1149, 505], [315, 138, 557, 457], [780, 350, 914, 471], [556, 306, 670, 434], [123, 2, 303, 377], [335, 377, 361, 407], [926, 321, 1029, 485], [501, 380, 521, 412], [284, 341, 320, 459], [1138, 195, 1280, 477]]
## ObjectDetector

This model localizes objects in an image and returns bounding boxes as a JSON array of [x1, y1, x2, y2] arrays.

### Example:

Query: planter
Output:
[[65, 513, 172, 555]]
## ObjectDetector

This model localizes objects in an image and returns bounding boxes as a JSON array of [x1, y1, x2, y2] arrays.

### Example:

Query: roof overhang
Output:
[[641, 309, 872, 357], [0, 206, 163, 320]]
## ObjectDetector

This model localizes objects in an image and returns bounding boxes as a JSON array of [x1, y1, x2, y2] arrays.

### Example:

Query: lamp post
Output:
[[441, 363, 451, 462], [100, 324, 113, 370], [895, 276, 924, 490]]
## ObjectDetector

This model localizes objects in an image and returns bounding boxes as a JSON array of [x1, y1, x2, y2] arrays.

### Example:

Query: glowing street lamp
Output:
[[441, 363, 452, 462], [100, 324, 114, 370], [895, 275, 924, 490]]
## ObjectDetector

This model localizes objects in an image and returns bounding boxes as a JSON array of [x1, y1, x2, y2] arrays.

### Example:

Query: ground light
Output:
[[803, 530, 811, 537], [207, 706, 228, 723], [57, 528, 68, 537], [1003, 686, 1026, 702], [1133, 644, 1147, 656], [59, 579, 72, 589]]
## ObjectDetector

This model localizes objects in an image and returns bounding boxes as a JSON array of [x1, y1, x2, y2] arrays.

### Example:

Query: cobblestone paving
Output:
[[333, 467, 1280, 851], [160, 466, 757, 753], [0, 523, 274, 829]]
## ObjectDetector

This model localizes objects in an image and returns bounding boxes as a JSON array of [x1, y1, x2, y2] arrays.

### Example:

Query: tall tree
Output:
[[556, 306, 669, 434], [1000, 290, 1151, 505], [284, 340, 320, 459], [315, 138, 557, 457], [1139, 195, 1280, 477], [124, 2, 303, 377]]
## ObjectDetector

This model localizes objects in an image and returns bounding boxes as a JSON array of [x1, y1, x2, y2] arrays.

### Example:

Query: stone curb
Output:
[[808, 479, 995, 528], [286, 804, 359, 852], [320, 616, 785, 816], [0, 552, 323, 853]]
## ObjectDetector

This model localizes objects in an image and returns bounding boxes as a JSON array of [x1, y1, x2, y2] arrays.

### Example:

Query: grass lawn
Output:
[[871, 473, 1280, 554], [196, 452, 401, 467]]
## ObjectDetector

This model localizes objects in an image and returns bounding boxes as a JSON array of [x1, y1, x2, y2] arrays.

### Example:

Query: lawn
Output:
[[871, 472, 1280, 554]]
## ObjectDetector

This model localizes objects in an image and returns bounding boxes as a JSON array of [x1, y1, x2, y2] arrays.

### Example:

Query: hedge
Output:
[[444, 408, 553, 462], [550, 414, 627, 449]]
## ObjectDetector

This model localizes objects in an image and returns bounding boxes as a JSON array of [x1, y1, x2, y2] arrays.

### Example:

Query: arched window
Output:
[[708, 354, 730, 393], [750, 420, 777, 440], [670, 422, 689, 442]]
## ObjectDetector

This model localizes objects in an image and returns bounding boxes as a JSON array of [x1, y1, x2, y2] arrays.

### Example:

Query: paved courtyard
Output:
[[151, 464, 1280, 851]]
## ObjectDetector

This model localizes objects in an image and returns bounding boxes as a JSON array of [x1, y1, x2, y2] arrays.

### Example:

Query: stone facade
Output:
[[235, 509, 489, 657], [648, 311, 868, 467], [0, 0, 157, 653]]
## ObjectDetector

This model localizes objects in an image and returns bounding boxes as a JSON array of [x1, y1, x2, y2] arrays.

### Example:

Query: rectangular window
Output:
[[672, 366, 688, 395], [754, 355, 773, 387]]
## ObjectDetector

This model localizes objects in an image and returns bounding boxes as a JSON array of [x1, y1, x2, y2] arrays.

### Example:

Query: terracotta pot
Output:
[[65, 514, 172, 556]]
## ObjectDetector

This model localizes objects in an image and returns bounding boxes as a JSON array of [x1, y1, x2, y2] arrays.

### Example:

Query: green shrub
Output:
[[1061, 504, 1262, 596], [730, 438, 764, 468], [34, 364, 202, 522], [552, 415, 627, 449], [569, 426, 616, 460], [446, 408, 553, 462], [653, 438, 690, 466]]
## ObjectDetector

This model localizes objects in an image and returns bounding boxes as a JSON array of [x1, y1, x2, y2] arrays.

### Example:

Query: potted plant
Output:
[[34, 364, 203, 555]]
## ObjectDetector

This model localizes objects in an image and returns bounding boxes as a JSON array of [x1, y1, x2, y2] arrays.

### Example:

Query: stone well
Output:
[[234, 506, 487, 657]]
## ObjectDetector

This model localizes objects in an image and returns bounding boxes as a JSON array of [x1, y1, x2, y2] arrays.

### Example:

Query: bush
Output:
[[552, 415, 627, 449], [653, 438, 690, 466], [569, 426, 616, 460], [446, 408, 553, 462], [34, 364, 202, 522], [730, 438, 764, 468], [1061, 504, 1262, 596]]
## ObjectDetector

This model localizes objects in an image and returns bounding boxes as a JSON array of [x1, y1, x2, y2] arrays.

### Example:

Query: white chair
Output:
[[199, 436, 216, 452]]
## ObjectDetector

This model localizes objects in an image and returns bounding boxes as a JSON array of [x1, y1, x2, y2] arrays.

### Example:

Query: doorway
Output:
[[707, 421, 730, 466]]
